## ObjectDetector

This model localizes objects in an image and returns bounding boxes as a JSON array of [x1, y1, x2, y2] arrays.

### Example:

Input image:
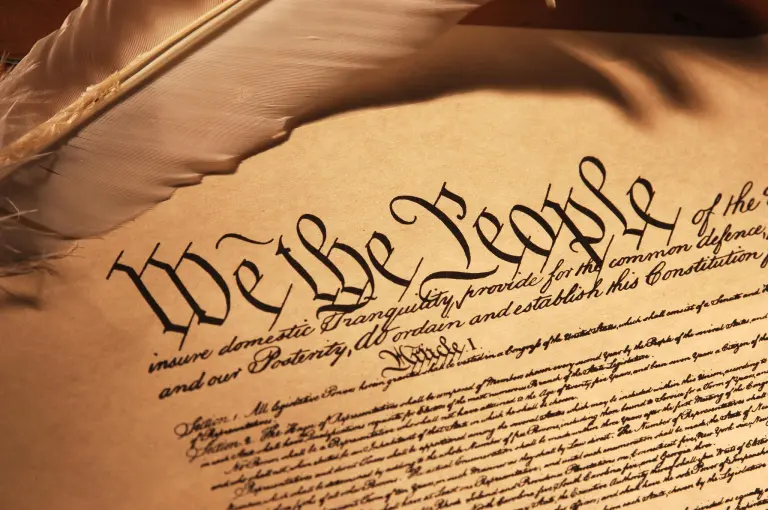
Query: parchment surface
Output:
[[1, 27, 768, 510]]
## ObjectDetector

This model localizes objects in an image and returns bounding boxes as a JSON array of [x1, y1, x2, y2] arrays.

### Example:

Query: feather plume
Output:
[[0, 0, 490, 268]]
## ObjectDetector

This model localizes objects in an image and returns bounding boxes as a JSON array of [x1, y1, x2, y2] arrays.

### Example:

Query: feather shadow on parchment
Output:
[[307, 28, 768, 127]]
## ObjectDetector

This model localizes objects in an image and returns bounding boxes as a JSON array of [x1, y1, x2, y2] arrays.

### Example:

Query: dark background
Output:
[[1, 0, 767, 61]]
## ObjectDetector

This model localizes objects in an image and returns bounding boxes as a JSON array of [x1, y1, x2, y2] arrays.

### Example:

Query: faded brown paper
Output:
[[1, 27, 768, 510]]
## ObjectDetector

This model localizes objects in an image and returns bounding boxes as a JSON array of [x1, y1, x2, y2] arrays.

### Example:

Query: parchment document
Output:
[[2, 27, 768, 510]]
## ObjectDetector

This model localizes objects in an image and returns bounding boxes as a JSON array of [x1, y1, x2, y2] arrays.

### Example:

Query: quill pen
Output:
[[0, 0, 503, 271], [0, 0, 555, 272]]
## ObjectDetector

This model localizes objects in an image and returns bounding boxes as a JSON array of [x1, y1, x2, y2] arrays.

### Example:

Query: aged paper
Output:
[[2, 27, 768, 510]]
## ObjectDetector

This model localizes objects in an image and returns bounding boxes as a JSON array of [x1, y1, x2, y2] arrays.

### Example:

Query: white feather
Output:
[[0, 0, 488, 265]]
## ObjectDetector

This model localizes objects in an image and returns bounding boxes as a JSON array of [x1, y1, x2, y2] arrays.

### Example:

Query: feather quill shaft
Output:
[[0, 0, 263, 173]]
